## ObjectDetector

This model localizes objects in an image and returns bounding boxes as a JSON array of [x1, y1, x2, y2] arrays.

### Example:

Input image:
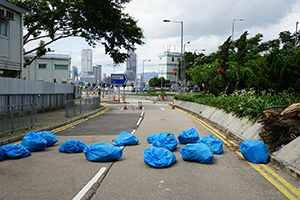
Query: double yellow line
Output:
[[173, 106, 300, 200]]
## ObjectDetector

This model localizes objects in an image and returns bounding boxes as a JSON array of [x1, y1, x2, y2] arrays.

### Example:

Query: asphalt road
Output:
[[0, 98, 299, 200]]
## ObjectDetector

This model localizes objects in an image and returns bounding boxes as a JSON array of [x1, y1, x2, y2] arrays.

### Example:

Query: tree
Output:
[[218, 36, 232, 94], [8, 0, 144, 67], [149, 77, 170, 87], [279, 31, 295, 50], [235, 31, 248, 89]]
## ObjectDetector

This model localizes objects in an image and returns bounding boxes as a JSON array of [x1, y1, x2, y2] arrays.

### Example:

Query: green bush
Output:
[[174, 90, 299, 122]]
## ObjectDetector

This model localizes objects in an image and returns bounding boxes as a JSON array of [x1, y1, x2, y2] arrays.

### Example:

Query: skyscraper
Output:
[[81, 49, 92, 75], [93, 65, 102, 84], [126, 50, 137, 81]]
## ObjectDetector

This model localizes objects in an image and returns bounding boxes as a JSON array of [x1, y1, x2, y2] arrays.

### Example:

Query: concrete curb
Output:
[[173, 100, 300, 180]]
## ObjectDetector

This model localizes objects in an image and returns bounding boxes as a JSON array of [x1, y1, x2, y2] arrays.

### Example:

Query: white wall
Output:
[[22, 54, 71, 84], [158, 51, 180, 85], [0, 3, 24, 72]]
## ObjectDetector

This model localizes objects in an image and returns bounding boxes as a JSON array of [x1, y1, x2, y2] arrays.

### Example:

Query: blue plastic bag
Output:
[[151, 132, 178, 151], [239, 140, 269, 164], [113, 131, 139, 146], [178, 128, 200, 144], [147, 134, 157, 144], [37, 131, 58, 147], [144, 146, 176, 168], [179, 143, 214, 164], [21, 131, 47, 152], [2, 145, 31, 159], [0, 146, 6, 161], [84, 143, 123, 162], [197, 134, 224, 154], [59, 139, 86, 153]]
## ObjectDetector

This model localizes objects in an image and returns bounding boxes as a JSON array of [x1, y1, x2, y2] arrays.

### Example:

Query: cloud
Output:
[[36, 0, 300, 75]]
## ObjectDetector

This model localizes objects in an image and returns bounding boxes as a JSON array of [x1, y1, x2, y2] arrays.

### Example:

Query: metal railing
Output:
[[65, 97, 100, 117], [0, 103, 37, 135]]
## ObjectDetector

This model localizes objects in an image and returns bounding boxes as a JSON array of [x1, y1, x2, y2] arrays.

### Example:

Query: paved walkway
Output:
[[0, 101, 103, 146]]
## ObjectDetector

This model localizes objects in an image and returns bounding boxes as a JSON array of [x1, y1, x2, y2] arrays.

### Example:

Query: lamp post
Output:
[[163, 19, 183, 89], [142, 59, 151, 86], [193, 49, 206, 68], [232, 18, 244, 41], [182, 41, 190, 94], [296, 22, 299, 47]]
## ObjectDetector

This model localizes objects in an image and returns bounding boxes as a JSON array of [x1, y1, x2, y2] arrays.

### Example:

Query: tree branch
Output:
[[24, 33, 73, 55]]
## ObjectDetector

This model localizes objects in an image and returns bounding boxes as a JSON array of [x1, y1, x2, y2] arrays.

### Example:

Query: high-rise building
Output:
[[125, 50, 137, 81], [81, 49, 92, 75], [93, 65, 102, 84]]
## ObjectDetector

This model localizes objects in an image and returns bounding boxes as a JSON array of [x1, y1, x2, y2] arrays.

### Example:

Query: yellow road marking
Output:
[[171, 105, 300, 199], [52, 107, 110, 133], [13, 107, 110, 142]]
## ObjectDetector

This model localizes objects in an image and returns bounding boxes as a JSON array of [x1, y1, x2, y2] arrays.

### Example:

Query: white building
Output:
[[22, 53, 71, 84], [158, 51, 181, 86], [81, 49, 92, 75], [0, 1, 26, 77]]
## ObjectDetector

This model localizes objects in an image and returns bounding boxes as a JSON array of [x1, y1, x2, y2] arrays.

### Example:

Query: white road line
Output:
[[141, 111, 144, 117], [73, 167, 107, 200], [136, 117, 143, 126], [160, 107, 165, 111], [131, 129, 136, 135]]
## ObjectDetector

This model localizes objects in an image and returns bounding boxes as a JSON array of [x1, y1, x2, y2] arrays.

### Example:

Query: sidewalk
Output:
[[0, 106, 103, 146]]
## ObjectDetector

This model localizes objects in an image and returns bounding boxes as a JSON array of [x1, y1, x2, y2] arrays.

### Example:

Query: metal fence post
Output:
[[11, 105, 14, 134], [31, 103, 33, 128], [73, 100, 75, 116], [65, 100, 68, 117], [80, 99, 82, 114], [85, 99, 87, 112]]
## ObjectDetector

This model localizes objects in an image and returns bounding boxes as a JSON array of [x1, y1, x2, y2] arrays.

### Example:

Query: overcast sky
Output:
[[43, 0, 300, 75]]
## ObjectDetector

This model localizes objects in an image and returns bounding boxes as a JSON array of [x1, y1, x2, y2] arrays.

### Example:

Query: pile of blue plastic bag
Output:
[[144, 128, 224, 168], [0, 131, 58, 161], [0, 127, 269, 167]]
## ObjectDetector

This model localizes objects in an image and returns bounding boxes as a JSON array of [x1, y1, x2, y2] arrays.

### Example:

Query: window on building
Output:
[[172, 57, 174, 62], [0, 21, 7, 37], [55, 65, 68, 70], [38, 64, 47, 69]]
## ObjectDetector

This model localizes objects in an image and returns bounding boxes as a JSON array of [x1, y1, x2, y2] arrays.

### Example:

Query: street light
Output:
[[183, 41, 190, 93], [163, 19, 183, 89], [142, 59, 151, 86], [296, 22, 299, 48], [232, 18, 244, 41], [106, 64, 115, 74], [193, 49, 206, 68]]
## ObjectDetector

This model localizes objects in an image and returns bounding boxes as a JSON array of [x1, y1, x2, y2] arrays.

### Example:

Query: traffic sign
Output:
[[111, 74, 128, 85]]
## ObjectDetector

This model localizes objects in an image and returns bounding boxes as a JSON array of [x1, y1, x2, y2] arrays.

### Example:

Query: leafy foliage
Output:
[[148, 77, 170, 87], [8, 0, 144, 66], [174, 89, 299, 122], [185, 30, 300, 95]]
